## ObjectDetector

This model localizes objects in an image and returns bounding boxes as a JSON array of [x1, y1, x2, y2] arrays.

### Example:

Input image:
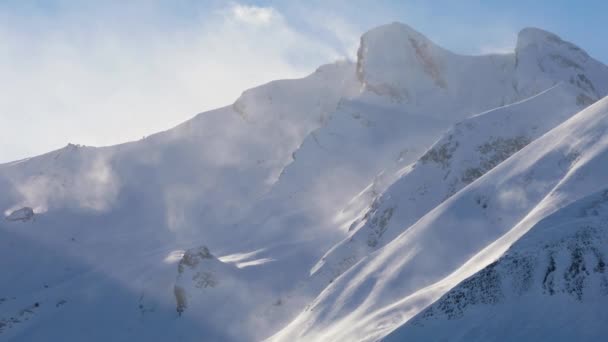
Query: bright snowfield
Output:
[[384, 188, 608, 342], [1, 22, 608, 342], [271, 95, 608, 342]]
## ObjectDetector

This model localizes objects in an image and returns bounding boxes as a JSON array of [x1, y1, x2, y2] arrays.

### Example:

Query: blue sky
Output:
[[1, 1, 606, 162]]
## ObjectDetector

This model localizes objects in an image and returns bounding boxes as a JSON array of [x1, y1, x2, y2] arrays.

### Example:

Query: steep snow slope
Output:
[[2, 22, 608, 342], [385, 188, 608, 341], [302, 23, 608, 287], [224, 21, 608, 265], [270, 95, 608, 342], [0, 61, 360, 341], [205, 24, 608, 333], [310, 82, 588, 286], [0, 60, 359, 241], [322, 24, 608, 248]]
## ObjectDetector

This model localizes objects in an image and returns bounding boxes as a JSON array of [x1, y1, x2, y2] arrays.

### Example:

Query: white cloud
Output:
[[0, 2, 348, 163], [230, 3, 277, 26]]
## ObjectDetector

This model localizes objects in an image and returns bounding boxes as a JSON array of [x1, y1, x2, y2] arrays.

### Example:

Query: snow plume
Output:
[[9, 148, 120, 214]]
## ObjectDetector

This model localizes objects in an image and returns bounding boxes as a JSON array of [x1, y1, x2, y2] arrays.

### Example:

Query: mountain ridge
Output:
[[271, 93, 608, 342]]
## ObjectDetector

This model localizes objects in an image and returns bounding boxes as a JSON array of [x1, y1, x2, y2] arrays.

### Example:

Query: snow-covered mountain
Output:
[[384, 188, 608, 341], [0, 59, 360, 341], [271, 94, 608, 342], [309, 82, 587, 286], [2, 22, 608, 341]]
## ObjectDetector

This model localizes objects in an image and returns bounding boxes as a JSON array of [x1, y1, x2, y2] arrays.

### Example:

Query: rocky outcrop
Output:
[[5, 207, 34, 222]]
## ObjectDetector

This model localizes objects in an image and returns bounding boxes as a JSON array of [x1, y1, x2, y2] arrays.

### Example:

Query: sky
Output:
[[1, 0, 607, 163]]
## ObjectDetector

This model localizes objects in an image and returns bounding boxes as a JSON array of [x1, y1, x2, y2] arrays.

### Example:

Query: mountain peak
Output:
[[356, 22, 448, 101], [516, 27, 588, 58], [518, 27, 562, 43], [513, 26, 608, 99], [363, 22, 430, 43]]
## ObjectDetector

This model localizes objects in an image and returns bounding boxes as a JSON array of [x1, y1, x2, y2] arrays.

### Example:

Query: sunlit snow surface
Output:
[[272, 96, 608, 342]]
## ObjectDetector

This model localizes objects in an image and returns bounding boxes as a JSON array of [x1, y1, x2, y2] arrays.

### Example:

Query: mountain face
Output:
[[0, 60, 360, 342], [309, 82, 586, 286], [2, 22, 608, 342], [271, 96, 608, 342], [385, 188, 608, 342]]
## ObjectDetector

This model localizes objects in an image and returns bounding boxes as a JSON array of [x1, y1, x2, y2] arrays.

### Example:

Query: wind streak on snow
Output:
[[219, 248, 267, 263], [236, 258, 276, 268]]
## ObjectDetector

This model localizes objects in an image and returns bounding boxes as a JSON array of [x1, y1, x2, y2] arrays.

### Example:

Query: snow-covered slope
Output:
[[385, 188, 608, 341], [229, 21, 608, 267], [218, 25, 608, 333], [1, 60, 359, 239], [306, 23, 608, 279], [2, 22, 608, 342], [310, 82, 587, 286], [270, 95, 608, 342], [0, 61, 360, 341]]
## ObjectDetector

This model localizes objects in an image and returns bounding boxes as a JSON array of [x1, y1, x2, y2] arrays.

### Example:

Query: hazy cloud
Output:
[[230, 3, 277, 26], [0, 1, 348, 163]]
